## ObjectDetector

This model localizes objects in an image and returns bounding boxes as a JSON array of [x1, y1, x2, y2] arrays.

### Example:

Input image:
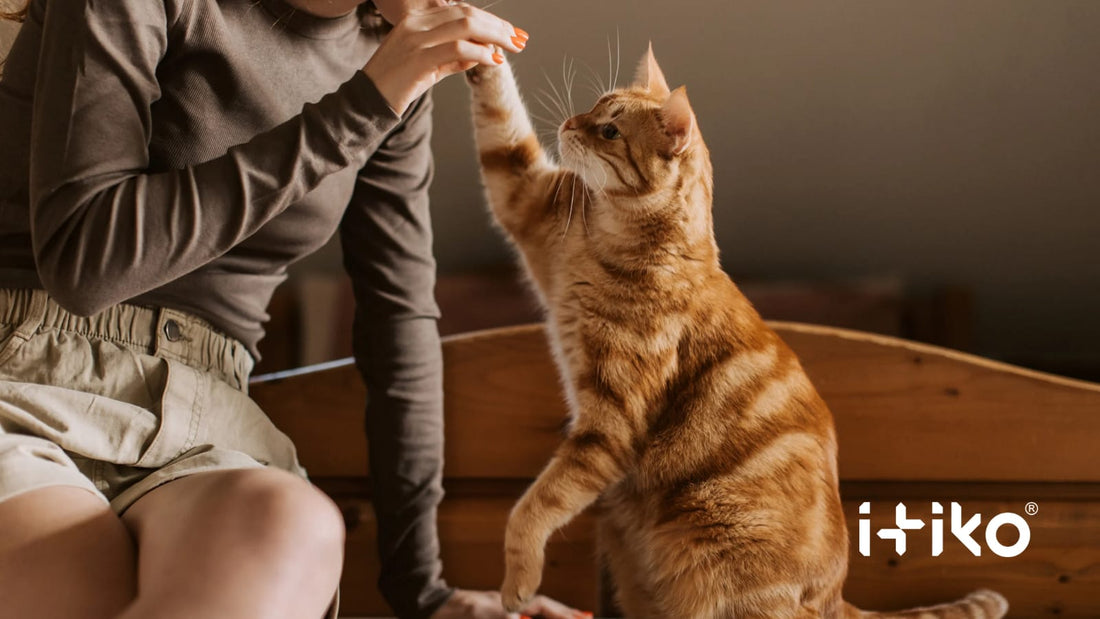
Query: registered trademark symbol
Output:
[[1025, 502, 1039, 516]]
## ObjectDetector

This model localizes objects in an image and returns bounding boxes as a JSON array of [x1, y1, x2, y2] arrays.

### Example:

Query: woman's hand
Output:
[[363, 3, 528, 115], [430, 589, 592, 619]]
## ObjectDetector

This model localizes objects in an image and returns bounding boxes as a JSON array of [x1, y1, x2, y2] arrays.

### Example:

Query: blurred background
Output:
[[4, 1, 1099, 380]]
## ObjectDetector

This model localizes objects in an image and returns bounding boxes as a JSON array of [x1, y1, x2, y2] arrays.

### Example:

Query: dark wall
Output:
[[409, 0, 1100, 372]]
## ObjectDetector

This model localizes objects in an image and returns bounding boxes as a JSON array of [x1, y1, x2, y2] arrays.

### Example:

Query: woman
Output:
[[0, 1, 581, 617]]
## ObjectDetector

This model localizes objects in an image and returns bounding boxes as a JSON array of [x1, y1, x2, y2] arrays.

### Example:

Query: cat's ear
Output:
[[660, 86, 695, 156], [633, 42, 670, 96]]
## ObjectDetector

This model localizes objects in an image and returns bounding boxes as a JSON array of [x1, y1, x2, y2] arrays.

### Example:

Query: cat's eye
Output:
[[599, 124, 622, 140]]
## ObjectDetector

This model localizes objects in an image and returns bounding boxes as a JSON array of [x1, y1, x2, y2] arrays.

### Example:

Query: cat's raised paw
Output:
[[465, 64, 489, 84], [499, 587, 532, 613], [500, 569, 539, 612]]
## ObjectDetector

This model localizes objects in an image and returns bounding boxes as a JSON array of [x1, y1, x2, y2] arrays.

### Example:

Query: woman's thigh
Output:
[[0, 486, 137, 619], [119, 467, 344, 619]]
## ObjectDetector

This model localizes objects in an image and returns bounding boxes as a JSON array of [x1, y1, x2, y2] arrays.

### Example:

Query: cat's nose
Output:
[[562, 117, 579, 131]]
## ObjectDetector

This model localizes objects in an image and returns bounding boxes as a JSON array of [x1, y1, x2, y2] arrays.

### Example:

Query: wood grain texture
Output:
[[252, 322, 1100, 482], [774, 322, 1100, 483]]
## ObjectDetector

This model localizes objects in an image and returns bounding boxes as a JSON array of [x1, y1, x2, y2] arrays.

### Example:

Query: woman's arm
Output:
[[27, 0, 402, 315], [339, 91, 452, 619], [26, 0, 521, 317]]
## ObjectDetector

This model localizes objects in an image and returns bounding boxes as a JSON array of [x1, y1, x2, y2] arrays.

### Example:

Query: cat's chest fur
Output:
[[541, 254, 687, 420]]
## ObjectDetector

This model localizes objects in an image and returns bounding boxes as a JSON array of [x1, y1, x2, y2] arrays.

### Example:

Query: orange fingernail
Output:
[[515, 27, 529, 40], [492, 52, 504, 64], [511, 35, 527, 49]]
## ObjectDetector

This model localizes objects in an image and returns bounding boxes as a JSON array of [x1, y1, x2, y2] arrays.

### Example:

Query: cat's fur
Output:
[[465, 47, 1008, 619]]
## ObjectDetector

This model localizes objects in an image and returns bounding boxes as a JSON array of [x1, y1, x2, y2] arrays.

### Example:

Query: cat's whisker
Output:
[[532, 92, 566, 128], [538, 133, 561, 152], [595, 158, 610, 194], [613, 28, 622, 91], [468, 0, 510, 12], [580, 186, 591, 235], [571, 59, 580, 114], [562, 174, 578, 241], [562, 56, 578, 117], [270, 6, 292, 30], [606, 35, 614, 96], [561, 57, 572, 118], [529, 108, 561, 128], [561, 56, 569, 108], [533, 127, 561, 148], [528, 101, 559, 122], [533, 126, 559, 141], [551, 173, 568, 210], [541, 71, 571, 123], [577, 59, 607, 99], [534, 90, 564, 124]]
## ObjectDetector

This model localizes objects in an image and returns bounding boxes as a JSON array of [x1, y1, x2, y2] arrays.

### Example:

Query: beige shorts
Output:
[[0, 289, 340, 617], [0, 287, 307, 511]]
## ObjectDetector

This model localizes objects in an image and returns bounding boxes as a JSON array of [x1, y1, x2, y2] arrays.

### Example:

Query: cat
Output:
[[465, 46, 1009, 619]]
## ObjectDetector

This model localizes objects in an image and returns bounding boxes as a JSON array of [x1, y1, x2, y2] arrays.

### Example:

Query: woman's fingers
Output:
[[425, 39, 497, 66], [362, 2, 527, 113], [430, 40, 498, 78], [411, 3, 525, 53]]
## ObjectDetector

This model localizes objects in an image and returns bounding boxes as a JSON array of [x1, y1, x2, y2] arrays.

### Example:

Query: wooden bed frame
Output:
[[250, 322, 1100, 617]]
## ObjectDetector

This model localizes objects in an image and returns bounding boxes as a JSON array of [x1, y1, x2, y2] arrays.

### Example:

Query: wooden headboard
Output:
[[250, 322, 1100, 617]]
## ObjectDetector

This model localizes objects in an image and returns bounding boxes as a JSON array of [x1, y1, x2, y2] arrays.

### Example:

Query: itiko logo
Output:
[[858, 502, 1033, 558]]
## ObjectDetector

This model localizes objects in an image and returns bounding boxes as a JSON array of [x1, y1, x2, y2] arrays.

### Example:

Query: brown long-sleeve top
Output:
[[0, 1, 450, 616]]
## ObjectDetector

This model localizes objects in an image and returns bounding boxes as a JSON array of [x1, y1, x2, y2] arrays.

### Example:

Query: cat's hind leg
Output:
[[597, 515, 659, 619], [655, 582, 821, 619]]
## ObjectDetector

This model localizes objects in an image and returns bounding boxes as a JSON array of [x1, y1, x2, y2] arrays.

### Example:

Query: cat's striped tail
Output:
[[847, 589, 1008, 619]]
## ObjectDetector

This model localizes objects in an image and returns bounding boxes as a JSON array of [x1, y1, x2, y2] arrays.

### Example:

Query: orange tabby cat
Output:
[[465, 46, 1009, 619]]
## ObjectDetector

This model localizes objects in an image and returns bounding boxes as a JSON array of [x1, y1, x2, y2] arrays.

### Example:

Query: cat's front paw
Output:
[[499, 573, 537, 612], [500, 547, 544, 612], [465, 63, 495, 85]]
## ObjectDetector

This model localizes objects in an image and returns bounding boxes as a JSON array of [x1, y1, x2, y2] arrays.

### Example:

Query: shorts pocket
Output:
[[0, 380, 160, 465], [0, 324, 28, 367], [133, 358, 203, 469]]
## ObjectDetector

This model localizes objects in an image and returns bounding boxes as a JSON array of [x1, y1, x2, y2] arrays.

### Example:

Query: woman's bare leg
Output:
[[118, 467, 344, 619], [0, 486, 137, 619]]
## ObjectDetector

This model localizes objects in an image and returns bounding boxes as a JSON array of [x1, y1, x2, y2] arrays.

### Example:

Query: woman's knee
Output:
[[205, 468, 346, 569], [118, 469, 342, 619]]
